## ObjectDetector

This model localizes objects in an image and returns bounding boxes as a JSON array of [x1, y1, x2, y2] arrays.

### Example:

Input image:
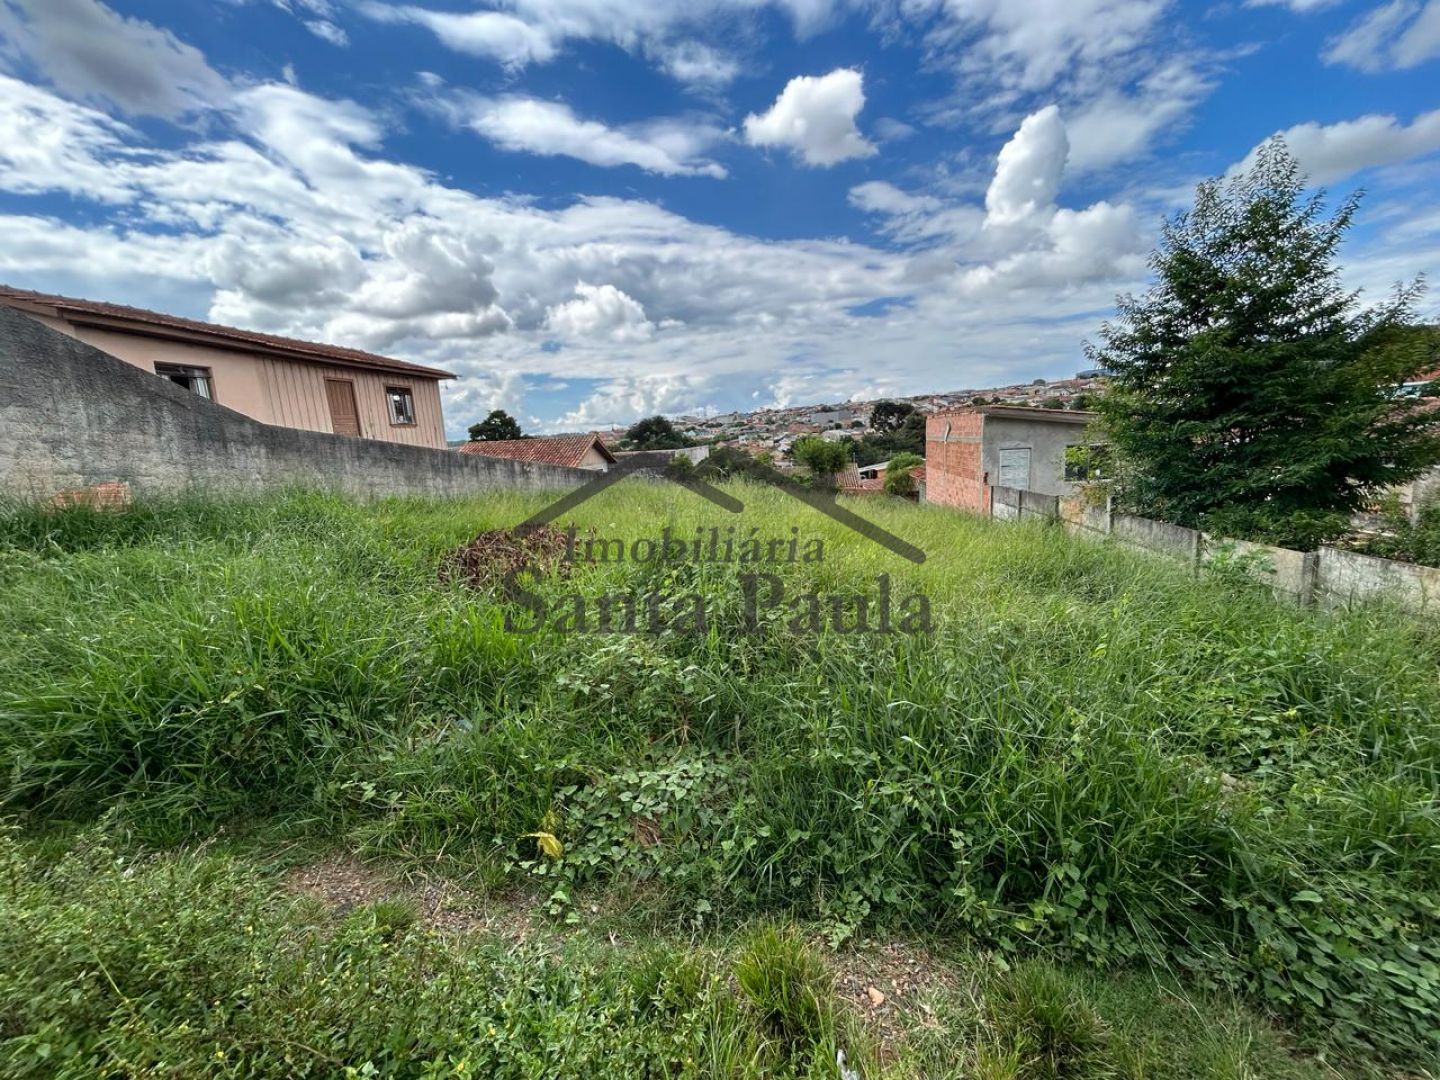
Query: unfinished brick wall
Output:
[[924, 410, 989, 513]]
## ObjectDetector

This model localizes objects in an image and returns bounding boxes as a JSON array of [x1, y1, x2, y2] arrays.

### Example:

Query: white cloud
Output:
[[357, 0, 844, 80], [927, 0, 1170, 94], [743, 68, 876, 167], [0, 73, 136, 201], [985, 104, 1068, 228], [446, 94, 727, 177], [849, 181, 943, 216], [1233, 109, 1440, 184], [648, 39, 741, 88], [873, 117, 916, 142], [357, 4, 556, 65], [553, 371, 718, 429], [1246, 0, 1341, 10], [545, 282, 659, 342], [1324, 0, 1440, 71], [1064, 58, 1213, 171], [959, 200, 1144, 295], [304, 19, 350, 46], [0, 0, 228, 116]]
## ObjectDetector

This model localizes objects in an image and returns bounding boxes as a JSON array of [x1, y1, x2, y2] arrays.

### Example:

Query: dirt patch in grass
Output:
[[283, 856, 539, 942], [438, 524, 573, 590], [825, 937, 974, 1059]]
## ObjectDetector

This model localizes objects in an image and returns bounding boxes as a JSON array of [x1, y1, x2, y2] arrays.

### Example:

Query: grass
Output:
[[1, 482, 1438, 1075]]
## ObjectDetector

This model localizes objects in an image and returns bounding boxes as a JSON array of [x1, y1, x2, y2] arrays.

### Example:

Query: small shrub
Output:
[[985, 963, 1117, 1080], [733, 925, 844, 1070]]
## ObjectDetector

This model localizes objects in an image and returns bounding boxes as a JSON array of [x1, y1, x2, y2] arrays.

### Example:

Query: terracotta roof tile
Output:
[[0, 285, 454, 379], [457, 434, 616, 468]]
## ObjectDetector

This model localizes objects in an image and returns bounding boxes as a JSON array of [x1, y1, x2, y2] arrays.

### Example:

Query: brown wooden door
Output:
[[324, 378, 361, 436]]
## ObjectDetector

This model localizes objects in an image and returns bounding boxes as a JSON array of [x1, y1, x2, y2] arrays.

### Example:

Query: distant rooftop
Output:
[[457, 433, 616, 468]]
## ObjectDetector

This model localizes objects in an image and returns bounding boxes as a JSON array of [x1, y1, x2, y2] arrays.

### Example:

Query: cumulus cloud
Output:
[[442, 94, 727, 177], [849, 106, 1143, 294], [1064, 58, 1213, 171], [1232, 109, 1440, 184], [553, 370, 728, 429], [1325, 0, 1440, 71], [743, 68, 876, 167], [958, 200, 1143, 295], [545, 282, 660, 342], [0, 69, 1154, 434], [985, 105, 1068, 228], [0, 0, 229, 116]]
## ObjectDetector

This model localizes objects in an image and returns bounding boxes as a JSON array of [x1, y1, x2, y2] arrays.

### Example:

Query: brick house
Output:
[[924, 405, 1103, 513]]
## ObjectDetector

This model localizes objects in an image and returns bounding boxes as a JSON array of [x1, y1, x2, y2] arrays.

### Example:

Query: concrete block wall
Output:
[[0, 307, 589, 501], [1059, 494, 1110, 535], [1113, 513, 1202, 562], [991, 486, 1061, 522], [1316, 546, 1440, 611], [975, 478, 1440, 615], [1019, 488, 1059, 521], [1201, 535, 1318, 606], [992, 485, 1021, 521]]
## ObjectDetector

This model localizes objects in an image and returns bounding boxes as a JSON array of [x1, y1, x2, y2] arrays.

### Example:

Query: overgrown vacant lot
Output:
[[1, 484, 1437, 1078]]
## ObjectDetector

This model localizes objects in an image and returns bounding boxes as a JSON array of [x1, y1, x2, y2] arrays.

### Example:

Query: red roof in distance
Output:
[[457, 433, 616, 468]]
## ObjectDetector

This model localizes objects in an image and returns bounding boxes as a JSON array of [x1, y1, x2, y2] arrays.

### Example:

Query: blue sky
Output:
[[1, 0, 1438, 436]]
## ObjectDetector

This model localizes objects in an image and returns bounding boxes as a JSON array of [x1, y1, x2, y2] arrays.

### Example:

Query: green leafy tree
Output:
[[852, 409, 926, 465], [1088, 141, 1440, 549], [468, 409, 522, 441], [694, 446, 787, 484], [869, 400, 916, 434], [790, 436, 851, 481], [884, 452, 925, 496], [624, 415, 692, 450]]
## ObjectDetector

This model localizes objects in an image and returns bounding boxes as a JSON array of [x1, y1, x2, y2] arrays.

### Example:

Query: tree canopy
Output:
[[790, 435, 851, 479], [1089, 140, 1440, 549], [468, 409, 522, 442], [869, 400, 916, 434], [623, 415, 693, 450], [852, 408, 925, 465]]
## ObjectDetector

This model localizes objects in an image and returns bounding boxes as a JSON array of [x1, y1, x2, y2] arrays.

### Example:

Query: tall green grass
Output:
[[1, 485, 1438, 1066]]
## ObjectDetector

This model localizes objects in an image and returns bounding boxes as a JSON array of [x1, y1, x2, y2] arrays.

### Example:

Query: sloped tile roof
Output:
[[457, 433, 616, 467], [0, 285, 454, 379]]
